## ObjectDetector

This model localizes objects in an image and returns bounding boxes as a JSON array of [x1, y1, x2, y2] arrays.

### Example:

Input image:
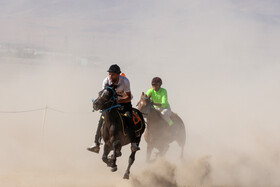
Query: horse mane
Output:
[[105, 83, 119, 90]]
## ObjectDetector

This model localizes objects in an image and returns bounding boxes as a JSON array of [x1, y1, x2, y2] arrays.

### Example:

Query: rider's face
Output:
[[152, 84, 161, 91], [108, 72, 120, 83]]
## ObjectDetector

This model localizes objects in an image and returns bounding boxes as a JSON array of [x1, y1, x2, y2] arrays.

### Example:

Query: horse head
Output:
[[93, 84, 118, 111], [137, 92, 152, 117]]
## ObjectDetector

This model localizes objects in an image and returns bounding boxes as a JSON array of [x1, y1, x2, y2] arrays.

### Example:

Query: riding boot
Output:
[[87, 115, 103, 153]]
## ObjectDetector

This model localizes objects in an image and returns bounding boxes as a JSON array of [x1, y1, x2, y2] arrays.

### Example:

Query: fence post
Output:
[[42, 105, 48, 138]]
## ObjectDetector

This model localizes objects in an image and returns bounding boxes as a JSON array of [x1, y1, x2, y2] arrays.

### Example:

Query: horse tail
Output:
[[172, 113, 186, 148], [175, 115, 186, 160]]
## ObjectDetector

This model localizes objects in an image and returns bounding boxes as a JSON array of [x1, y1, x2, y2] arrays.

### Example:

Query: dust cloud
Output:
[[1, 0, 280, 187], [131, 157, 211, 187]]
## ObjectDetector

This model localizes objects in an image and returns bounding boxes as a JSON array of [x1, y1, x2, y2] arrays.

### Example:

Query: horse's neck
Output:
[[104, 101, 118, 109], [104, 110, 118, 125], [147, 107, 162, 122], [151, 107, 160, 114]]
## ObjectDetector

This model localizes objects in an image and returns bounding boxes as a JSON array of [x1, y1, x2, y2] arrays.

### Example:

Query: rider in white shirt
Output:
[[87, 64, 140, 153]]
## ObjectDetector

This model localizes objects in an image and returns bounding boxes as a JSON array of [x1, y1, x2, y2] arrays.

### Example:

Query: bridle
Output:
[[104, 86, 118, 105], [138, 96, 153, 117], [95, 86, 120, 112]]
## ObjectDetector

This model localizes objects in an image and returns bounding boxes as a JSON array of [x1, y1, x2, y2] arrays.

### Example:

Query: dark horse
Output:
[[137, 92, 186, 162], [92, 85, 145, 179]]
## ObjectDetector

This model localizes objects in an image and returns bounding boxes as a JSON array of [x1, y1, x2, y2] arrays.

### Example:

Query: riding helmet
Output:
[[151, 77, 162, 85], [107, 64, 121, 74]]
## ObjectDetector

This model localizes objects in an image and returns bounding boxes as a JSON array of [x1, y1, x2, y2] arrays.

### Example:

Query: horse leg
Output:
[[102, 144, 110, 166], [123, 149, 136, 179], [159, 144, 169, 157], [110, 140, 119, 172], [175, 125, 186, 160], [146, 143, 153, 163], [116, 146, 122, 157], [180, 145, 185, 161]]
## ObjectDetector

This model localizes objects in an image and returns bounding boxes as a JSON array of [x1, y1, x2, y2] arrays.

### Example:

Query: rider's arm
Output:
[[118, 77, 132, 103], [102, 77, 108, 89], [146, 88, 162, 107], [118, 92, 132, 103], [161, 89, 168, 108]]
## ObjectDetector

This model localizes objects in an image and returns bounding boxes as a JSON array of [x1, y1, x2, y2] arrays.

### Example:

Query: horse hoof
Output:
[[106, 159, 113, 167], [123, 173, 129, 180], [111, 166, 117, 172]]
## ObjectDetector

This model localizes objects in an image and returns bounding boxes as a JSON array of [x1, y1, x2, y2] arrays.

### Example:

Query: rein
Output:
[[101, 86, 120, 112], [102, 104, 121, 112], [104, 86, 118, 105], [141, 97, 150, 100]]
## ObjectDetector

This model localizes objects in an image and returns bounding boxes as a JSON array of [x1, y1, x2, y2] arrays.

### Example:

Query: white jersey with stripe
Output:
[[102, 75, 132, 100]]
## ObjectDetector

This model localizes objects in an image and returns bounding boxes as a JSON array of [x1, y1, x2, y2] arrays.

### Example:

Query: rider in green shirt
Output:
[[146, 77, 173, 126]]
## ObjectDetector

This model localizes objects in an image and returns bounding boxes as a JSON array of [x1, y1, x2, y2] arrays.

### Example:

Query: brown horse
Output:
[[92, 85, 145, 179], [137, 92, 186, 162]]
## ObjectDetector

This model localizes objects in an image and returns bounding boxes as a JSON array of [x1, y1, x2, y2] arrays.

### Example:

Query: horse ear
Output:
[[142, 92, 144, 96]]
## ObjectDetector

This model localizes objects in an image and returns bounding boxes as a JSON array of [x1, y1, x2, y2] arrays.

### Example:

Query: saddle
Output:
[[118, 108, 144, 137]]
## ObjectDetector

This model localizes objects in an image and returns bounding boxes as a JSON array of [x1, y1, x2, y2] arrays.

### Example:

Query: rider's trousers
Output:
[[121, 102, 137, 143], [157, 106, 172, 124]]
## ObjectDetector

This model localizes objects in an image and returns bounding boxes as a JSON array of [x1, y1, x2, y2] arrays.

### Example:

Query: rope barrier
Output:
[[0, 105, 95, 143], [0, 107, 45, 113], [0, 106, 92, 115], [47, 107, 65, 113]]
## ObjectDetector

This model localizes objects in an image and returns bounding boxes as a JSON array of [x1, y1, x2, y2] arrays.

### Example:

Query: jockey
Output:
[[87, 64, 140, 153], [146, 77, 174, 126]]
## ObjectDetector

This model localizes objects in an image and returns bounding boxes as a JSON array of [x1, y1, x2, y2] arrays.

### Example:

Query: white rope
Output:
[[0, 107, 45, 113], [0, 106, 92, 115]]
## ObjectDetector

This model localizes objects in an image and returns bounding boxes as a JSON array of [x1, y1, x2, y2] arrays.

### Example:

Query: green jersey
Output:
[[146, 88, 170, 108]]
